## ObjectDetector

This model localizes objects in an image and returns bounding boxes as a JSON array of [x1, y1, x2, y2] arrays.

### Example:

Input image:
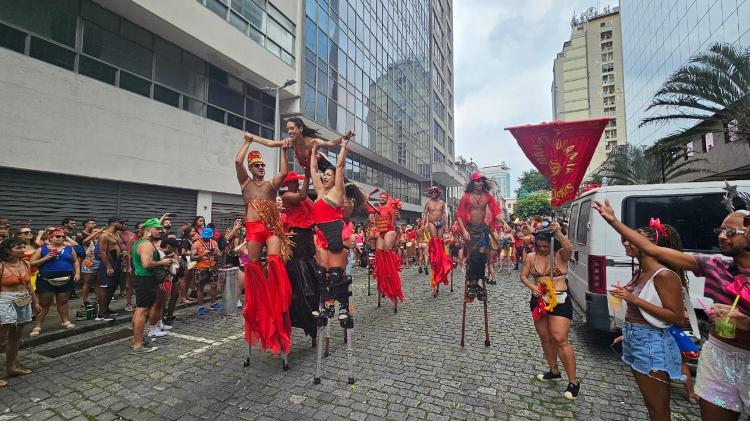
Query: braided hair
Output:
[[635, 224, 688, 288]]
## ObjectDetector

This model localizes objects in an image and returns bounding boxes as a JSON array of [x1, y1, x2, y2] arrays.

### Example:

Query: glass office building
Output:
[[621, 0, 750, 147], [300, 0, 433, 208]]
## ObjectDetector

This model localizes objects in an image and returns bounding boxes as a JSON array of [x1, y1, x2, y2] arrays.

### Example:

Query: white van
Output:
[[566, 180, 750, 333]]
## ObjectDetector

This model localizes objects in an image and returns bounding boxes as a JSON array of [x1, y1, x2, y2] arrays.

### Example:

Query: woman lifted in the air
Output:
[[246, 117, 354, 169]]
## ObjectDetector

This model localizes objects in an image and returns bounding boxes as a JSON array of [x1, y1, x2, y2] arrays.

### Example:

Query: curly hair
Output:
[[345, 183, 367, 211], [0, 238, 24, 262], [636, 224, 688, 288], [465, 178, 491, 193]]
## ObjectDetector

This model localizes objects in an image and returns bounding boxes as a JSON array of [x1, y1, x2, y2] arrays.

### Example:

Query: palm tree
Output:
[[641, 43, 750, 154], [591, 144, 704, 185]]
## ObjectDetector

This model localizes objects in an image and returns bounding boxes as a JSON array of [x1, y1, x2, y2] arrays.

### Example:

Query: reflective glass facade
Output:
[[0, 0, 279, 138], [301, 0, 432, 206], [621, 0, 750, 146]]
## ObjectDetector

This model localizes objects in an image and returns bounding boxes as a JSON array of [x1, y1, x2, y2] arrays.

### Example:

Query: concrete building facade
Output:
[[552, 6, 626, 175], [0, 0, 459, 228]]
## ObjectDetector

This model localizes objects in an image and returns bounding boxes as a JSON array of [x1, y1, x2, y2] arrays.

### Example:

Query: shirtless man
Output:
[[96, 217, 126, 321], [245, 117, 354, 170], [424, 186, 448, 239], [455, 172, 503, 300], [235, 135, 294, 360]]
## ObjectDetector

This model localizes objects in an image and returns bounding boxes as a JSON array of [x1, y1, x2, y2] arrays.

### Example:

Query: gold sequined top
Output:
[[247, 199, 294, 261]]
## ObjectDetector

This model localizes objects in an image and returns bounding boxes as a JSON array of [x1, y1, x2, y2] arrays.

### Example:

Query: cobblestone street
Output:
[[0, 266, 701, 421]]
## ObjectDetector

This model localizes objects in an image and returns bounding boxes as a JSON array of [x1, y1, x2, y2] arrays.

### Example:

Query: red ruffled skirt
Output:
[[243, 255, 292, 355], [429, 238, 452, 288], [374, 249, 404, 303]]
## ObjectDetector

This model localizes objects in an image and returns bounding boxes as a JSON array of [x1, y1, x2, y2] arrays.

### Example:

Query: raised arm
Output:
[[270, 143, 290, 190], [249, 133, 287, 148], [309, 144, 324, 194], [235, 134, 252, 186], [313, 129, 354, 147], [551, 221, 573, 263], [333, 139, 348, 194], [592, 199, 698, 272]]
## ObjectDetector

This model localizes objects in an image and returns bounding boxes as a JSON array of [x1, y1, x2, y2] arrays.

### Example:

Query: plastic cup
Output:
[[608, 293, 624, 313], [715, 318, 736, 339]]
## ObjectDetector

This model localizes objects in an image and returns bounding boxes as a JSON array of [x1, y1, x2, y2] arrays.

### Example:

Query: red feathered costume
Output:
[[455, 192, 502, 228], [429, 237, 452, 288], [369, 194, 404, 303]]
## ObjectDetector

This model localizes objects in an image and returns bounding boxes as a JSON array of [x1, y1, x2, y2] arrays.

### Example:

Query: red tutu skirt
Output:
[[429, 238, 452, 288], [374, 249, 404, 303], [243, 255, 292, 355]]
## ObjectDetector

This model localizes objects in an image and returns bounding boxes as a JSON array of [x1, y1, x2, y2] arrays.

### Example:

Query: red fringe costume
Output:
[[429, 237, 452, 289], [370, 195, 405, 303], [242, 199, 293, 355]]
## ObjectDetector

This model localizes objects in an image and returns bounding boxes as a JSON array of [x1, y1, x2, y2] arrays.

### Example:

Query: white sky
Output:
[[453, 0, 619, 195]]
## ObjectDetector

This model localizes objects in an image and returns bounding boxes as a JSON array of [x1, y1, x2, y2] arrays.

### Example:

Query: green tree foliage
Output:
[[515, 193, 552, 219], [591, 144, 705, 185], [515, 170, 550, 198], [642, 43, 750, 154]]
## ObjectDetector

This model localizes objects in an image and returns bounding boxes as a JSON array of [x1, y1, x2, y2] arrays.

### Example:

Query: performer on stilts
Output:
[[235, 134, 294, 369], [424, 186, 452, 297], [456, 172, 503, 347], [309, 139, 358, 384], [456, 172, 504, 300], [280, 169, 319, 347], [371, 191, 404, 312]]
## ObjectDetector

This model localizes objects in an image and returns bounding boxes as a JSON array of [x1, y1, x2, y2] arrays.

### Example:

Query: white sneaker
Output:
[[148, 326, 169, 338], [157, 321, 172, 331]]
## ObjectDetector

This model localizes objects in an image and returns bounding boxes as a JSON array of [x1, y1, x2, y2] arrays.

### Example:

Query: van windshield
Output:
[[622, 193, 747, 253]]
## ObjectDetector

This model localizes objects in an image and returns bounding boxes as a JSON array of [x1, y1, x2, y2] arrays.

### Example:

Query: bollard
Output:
[[220, 266, 240, 316]]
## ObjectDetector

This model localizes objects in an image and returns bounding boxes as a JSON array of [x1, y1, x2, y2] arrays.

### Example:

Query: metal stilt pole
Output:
[[313, 311, 324, 384], [324, 320, 331, 358], [282, 352, 289, 371], [482, 277, 490, 347], [460, 272, 468, 347], [243, 344, 251, 367]]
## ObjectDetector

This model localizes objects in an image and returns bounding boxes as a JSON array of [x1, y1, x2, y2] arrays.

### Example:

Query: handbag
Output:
[[45, 276, 72, 287]]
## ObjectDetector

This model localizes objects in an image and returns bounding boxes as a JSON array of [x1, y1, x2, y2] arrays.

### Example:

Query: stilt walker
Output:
[[455, 172, 503, 347], [281, 170, 320, 347], [370, 190, 404, 312], [234, 136, 294, 370], [308, 138, 359, 384], [424, 186, 451, 297]]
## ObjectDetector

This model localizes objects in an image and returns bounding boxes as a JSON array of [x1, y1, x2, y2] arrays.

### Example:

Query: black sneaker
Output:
[[536, 370, 563, 382], [466, 284, 478, 298], [424, 267, 429, 275], [418, 266, 423, 274], [563, 380, 580, 400]]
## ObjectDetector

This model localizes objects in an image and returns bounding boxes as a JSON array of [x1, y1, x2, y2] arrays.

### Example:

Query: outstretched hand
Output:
[[591, 199, 616, 223], [243, 132, 253, 143], [344, 129, 355, 140]]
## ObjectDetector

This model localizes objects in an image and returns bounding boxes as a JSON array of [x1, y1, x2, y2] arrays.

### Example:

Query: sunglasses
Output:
[[20, 231, 32, 235], [253, 163, 266, 168], [52, 235, 65, 238], [714, 227, 747, 237]]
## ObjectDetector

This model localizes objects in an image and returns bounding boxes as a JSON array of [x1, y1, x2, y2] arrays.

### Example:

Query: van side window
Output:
[[568, 204, 579, 242], [622, 193, 747, 253], [576, 200, 591, 245]]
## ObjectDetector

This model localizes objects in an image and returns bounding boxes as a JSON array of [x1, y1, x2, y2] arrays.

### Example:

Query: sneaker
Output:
[[162, 317, 175, 327], [95, 316, 115, 322], [424, 267, 429, 275], [147, 327, 169, 338], [196, 306, 206, 316], [466, 284, 479, 298], [210, 303, 222, 310], [418, 266, 422, 274], [157, 321, 173, 331], [132, 343, 158, 353], [536, 370, 563, 382], [563, 380, 580, 400], [237, 299, 243, 308], [338, 304, 349, 320], [108, 312, 119, 317]]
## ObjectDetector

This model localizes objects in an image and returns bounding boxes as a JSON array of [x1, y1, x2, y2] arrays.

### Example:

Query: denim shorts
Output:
[[622, 321, 686, 381], [0, 292, 33, 325]]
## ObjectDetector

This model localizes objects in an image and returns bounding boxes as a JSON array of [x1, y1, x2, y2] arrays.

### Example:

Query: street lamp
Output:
[[261, 79, 296, 141]]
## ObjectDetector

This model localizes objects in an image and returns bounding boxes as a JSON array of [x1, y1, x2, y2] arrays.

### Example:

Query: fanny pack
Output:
[[10, 291, 32, 307], [44, 275, 71, 287]]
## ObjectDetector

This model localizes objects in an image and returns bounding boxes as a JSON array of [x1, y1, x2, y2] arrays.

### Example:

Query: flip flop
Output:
[[125, 304, 135, 312], [29, 327, 41, 337], [61, 321, 76, 329]]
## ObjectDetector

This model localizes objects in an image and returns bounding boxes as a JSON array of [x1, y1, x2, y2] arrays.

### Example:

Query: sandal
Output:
[[29, 327, 41, 337], [61, 321, 76, 329], [125, 304, 135, 312], [180, 299, 194, 304], [0, 379, 6, 387]]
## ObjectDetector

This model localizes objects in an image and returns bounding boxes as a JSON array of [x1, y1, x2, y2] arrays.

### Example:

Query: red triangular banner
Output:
[[506, 118, 608, 207]]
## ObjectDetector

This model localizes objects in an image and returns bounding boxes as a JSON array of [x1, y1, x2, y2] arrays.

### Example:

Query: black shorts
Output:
[[317, 220, 344, 252], [97, 264, 122, 289], [196, 268, 217, 285], [449, 245, 460, 257], [529, 291, 573, 320], [133, 275, 157, 308], [36, 272, 74, 294]]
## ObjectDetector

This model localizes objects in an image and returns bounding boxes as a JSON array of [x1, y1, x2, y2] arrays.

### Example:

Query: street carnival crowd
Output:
[[0, 119, 748, 420]]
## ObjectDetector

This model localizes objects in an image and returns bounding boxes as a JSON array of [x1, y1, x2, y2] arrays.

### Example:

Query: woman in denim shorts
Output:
[[597, 211, 689, 420]]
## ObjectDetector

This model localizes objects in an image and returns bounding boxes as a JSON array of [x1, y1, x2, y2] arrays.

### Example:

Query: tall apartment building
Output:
[[481, 162, 511, 199], [0, 0, 460, 227], [620, 1, 750, 181], [551, 6, 626, 175]]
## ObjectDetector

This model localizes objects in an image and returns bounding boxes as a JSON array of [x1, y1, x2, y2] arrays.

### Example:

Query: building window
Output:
[[602, 74, 615, 84], [602, 63, 614, 73], [433, 147, 446, 163], [601, 51, 614, 62], [726, 120, 739, 143], [600, 30, 612, 41], [686, 141, 694, 158], [607, 118, 616, 128], [604, 106, 616, 116], [601, 41, 613, 51], [702, 133, 715, 152], [604, 129, 617, 139], [433, 120, 445, 147], [433, 91, 445, 121], [603, 85, 615, 95]]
